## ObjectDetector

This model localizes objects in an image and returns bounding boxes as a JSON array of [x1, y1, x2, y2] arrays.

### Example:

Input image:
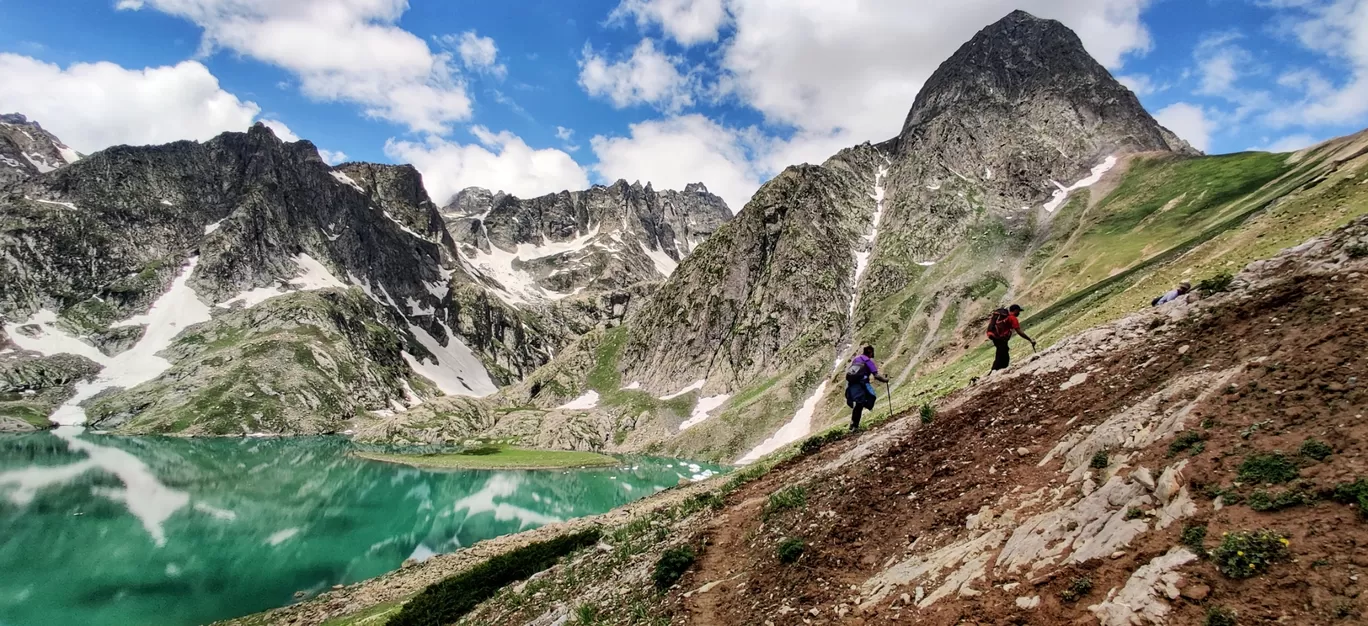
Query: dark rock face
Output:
[[620, 145, 883, 393], [868, 9, 1197, 305], [445, 180, 731, 304], [0, 113, 81, 187]]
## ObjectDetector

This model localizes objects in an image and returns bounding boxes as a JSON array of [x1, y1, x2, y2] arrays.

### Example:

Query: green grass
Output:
[[0, 402, 51, 428], [1299, 438, 1333, 461], [354, 447, 619, 470], [763, 485, 807, 520], [385, 529, 600, 626], [320, 601, 404, 626], [1237, 452, 1299, 485]]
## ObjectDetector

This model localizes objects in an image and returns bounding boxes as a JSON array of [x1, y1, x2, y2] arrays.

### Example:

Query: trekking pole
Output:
[[885, 381, 895, 419]]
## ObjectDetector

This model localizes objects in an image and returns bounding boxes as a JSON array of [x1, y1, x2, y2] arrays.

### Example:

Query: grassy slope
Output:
[[354, 447, 619, 470], [880, 136, 1368, 413]]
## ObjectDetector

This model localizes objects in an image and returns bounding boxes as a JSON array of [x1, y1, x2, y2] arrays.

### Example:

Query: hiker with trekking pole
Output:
[[982, 304, 1036, 380], [844, 345, 890, 432]]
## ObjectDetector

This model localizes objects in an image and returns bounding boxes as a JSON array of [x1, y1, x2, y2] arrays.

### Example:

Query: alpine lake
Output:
[[0, 430, 723, 626]]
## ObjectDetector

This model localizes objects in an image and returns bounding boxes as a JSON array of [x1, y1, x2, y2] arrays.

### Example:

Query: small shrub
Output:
[[1211, 529, 1290, 579], [1060, 576, 1093, 602], [1090, 450, 1109, 470], [919, 403, 935, 425], [799, 429, 845, 456], [653, 546, 696, 590], [1125, 506, 1145, 521], [1237, 452, 1299, 484], [1205, 605, 1238, 626], [1248, 488, 1316, 512], [680, 491, 724, 516], [1182, 524, 1208, 553], [1299, 438, 1333, 462], [764, 485, 807, 520], [575, 603, 601, 625], [1330, 479, 1368, 518], [776, 537, 805, 564], [460, 445, 501, 456], [1346, 242, 1368, 258], [1197, 272, 1235, 296], [1169, 431, 1206, 457], [387, 528, 601, 626]]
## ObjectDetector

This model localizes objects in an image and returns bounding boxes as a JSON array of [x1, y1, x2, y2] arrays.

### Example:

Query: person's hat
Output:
[[1008, 304, 1024, 312], [1179, 281, 1192, 289]]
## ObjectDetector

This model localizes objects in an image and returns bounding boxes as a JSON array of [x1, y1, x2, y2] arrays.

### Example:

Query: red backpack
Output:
[[986, 308, 1013, 339]]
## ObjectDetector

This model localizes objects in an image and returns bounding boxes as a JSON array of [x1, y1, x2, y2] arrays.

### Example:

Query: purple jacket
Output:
[[851, 354, 878, 376]]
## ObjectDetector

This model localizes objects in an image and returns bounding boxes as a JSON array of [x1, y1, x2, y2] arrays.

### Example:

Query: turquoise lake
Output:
[[0, 430, 721, 626]]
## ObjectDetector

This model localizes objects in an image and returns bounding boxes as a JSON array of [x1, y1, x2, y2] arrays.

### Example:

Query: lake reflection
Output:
[[0, 430, 719, 626]]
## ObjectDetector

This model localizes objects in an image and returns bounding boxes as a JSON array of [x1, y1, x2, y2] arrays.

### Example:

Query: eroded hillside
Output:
[[234, 208, 1368, 626]]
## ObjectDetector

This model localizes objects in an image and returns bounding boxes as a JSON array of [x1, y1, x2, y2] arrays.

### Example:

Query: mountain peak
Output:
[[0, 112, 82, 185]]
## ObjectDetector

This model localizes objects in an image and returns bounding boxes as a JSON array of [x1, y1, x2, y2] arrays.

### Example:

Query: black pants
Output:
[[991, 337, 1011, 371], [851, 404, 866, 430]]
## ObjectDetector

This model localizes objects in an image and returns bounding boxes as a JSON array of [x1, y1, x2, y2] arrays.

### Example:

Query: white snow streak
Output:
[[850, 165, 889, 320], [661, 379, 705, 399], [330, 171, 364, 192], [623, 381, 642, 390], [402, 321, 497, 397], [22, 153, 55, 173], [640, 240, 679, 277], [678, 394, 731, 431], [1043, 156, 1118, 213], [216, 254, 347, 308], [24, 258, 214, 425], [464, 228, 599, 305], [737, 381, 829, 465], [56, 144, 81, 165], [27, 197, 77, 211], [3, 309, 107, 364], [557, 390, 600, 410], [203, 219, 223, 235]]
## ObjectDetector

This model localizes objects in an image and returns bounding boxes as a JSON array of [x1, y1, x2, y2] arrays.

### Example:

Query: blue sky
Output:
[[1, 0, 1365, 211]]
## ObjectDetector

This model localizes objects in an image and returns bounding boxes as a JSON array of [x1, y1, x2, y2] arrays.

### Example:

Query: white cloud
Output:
[[1255, 133, 1319, 152], [119, 0, 473, 134], [1193, 31, 1252, 96], [1155, 102, 1212, 152], [555, 126, 575, 141], [1259, 0, 1368, 127], [318, 149, 348, 165], [591, 115, 766, 212], [609, 0, 729, 46], [448, 30, 507, 79], [579, 38, 697, 112], [714, 0, 1155, 143], [385, 129, 589, 206], [1117, 73, 1157, 96], [0, 54, 258, 153], [258, 119, 299, 142]]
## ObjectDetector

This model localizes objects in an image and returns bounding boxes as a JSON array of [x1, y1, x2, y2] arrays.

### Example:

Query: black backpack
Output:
[[845, 360, 869, 384], [986, 308, 1013, 339]]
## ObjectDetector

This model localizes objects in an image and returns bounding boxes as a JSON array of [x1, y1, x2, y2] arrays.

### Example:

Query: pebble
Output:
[[1181, 584, 1211, 601]]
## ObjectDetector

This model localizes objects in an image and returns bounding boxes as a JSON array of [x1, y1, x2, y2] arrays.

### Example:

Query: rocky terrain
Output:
[[0, 121, 727, 434], [228, 208, 1368, 626], [446, 180, 729, 305], [0, 113, 81, 187]]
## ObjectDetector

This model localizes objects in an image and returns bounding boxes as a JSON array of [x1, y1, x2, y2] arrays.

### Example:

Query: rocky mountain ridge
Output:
[[0, 113, 81, 187], [445, 180, 729, 306]]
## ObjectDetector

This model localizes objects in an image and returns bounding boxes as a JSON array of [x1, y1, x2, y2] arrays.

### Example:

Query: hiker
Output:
[[845, 345, 889, 431], [985, 304, 1036, 376], [1151, 281, 1192, 306]]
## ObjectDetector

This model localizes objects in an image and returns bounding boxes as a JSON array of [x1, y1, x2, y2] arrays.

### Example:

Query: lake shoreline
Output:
[[351, 448, 621, 471]]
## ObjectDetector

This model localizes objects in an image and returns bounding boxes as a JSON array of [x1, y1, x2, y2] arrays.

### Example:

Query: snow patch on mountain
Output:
[[1043, 156, 1117, 213], [402, 321, 497, 397], [640, 239, 679, 277], [738, 381, 830, 464], [679, 394, 731, 430], [330, 171, 364, 193], [14, 258, 214, 425], [463, 228, 601, 305], [661, 379, 705, 399], [217, 254, 347, 308], [558, 391, 600, 410]]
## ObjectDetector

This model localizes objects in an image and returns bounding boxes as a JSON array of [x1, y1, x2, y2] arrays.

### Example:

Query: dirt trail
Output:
[[667, 217, 1368, 625]]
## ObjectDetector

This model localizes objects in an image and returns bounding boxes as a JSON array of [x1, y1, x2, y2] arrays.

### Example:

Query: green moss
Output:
[[1238, 452, 1299, 485], [1299, 438, 1333, 461], [776, 538, 805, 564], [1248, 488, 1316, 512], [653, 545, 696, 590]]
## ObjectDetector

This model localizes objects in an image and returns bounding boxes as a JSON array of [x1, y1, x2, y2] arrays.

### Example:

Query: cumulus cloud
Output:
[[579, 39, 697, 112], [713, 0, 1155, 142], [1254, 133, 1320, 152], [609, 0, 730, 46], [447, 30, 507, 79], [1117, 74, 1158, 96], [591, 115, 767, 212], [118, 0, 473, 134], [0, 54, 259, 153], [1260, 0, 1368, 127], [385, 129, 589, 206], [1194, 32, 1252, 96], [1155, 102, 1212, 152], [318, 149, 349, 165]]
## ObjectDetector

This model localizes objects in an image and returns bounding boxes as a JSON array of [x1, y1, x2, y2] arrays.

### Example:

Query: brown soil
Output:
[[673, 271, 1368, 625]]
